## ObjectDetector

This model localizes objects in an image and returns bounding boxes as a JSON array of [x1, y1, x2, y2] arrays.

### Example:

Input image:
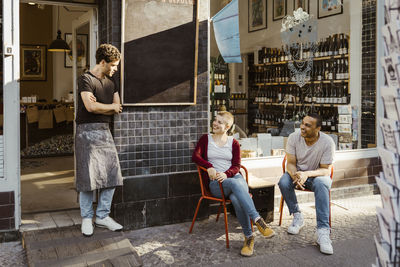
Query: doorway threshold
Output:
[[20, 209, 81, 232]]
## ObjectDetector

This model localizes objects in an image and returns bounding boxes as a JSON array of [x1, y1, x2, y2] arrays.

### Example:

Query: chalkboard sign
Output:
[[121, 0, 199, 106]]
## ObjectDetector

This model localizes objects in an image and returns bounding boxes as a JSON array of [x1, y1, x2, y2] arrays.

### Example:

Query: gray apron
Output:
[[75, 123, 123, 192]]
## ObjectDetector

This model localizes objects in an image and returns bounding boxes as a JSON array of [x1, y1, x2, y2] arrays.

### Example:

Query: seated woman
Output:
[[192, 111, 275, 256]]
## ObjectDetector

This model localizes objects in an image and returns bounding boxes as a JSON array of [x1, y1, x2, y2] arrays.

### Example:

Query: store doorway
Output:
[[20, 2, 97, 214]]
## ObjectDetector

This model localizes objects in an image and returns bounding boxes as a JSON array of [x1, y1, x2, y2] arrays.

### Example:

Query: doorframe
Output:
[[2, 0, 21, 229], [9, 1, 98, 229]]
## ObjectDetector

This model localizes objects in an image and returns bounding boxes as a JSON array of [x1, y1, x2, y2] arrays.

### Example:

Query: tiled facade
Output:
[[361, 0, 377, 148], [99, 1, 212, 230], [0, 192, 15, 231]]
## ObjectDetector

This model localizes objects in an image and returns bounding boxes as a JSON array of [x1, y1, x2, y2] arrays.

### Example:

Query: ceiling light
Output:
[[48, 6, 70, 52]]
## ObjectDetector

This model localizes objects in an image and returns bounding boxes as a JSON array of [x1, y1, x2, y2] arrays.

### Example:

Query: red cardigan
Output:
[[192, 134, 241, 185]]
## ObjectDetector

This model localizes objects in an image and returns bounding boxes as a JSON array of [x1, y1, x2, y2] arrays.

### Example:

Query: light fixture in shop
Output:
[[48, 6, 70, 52]]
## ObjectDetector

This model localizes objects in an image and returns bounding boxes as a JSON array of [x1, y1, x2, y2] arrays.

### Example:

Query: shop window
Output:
[[209, 0, 375, 158]]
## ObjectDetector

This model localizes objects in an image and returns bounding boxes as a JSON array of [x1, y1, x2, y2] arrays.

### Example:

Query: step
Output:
[[22, 225, 142, 267]]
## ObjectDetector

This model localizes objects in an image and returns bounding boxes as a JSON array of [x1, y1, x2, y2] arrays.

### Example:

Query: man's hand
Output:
[[113, 103, 123, 114], [293, 171, 308, 190], [207, 167, 217, 180], [215, 172, 227, 183]]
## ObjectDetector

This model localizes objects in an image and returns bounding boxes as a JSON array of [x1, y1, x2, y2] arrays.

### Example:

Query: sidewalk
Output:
[[0, 194, 381, 266]]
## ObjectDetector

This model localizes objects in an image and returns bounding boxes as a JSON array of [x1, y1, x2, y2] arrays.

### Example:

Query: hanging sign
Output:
[[281, 8, 317, 88]]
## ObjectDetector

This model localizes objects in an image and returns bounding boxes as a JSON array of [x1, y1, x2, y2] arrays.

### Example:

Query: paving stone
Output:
[[50, 211, 74, 228], [0, 195, 382, 267]]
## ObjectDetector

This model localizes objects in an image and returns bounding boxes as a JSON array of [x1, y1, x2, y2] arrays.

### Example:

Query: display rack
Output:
[[210, 56, 230, 122], [375, 2, 400, 266], [247, 33, 354, 149]]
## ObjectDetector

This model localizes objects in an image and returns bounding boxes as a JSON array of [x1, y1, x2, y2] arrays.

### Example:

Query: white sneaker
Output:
[[95, 216, 123, 231], [81, 218, 93, 237], [288, 212, 304, 235], [317, 228, 333, 255]]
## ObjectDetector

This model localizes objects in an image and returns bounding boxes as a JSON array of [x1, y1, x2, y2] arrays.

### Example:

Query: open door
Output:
[[72, 8, 97, 108], [2, 0, 21, 229], [71, 9, 97, 182]]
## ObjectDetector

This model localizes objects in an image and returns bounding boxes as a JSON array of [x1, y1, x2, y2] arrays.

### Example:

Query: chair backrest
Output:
[[196, 165, 249, 197], [282, 155, 334, 179]]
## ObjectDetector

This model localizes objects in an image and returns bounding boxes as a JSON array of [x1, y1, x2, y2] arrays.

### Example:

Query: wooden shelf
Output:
[[253, 102, 348, 107], [254, 80, 349, 86], [253, 54, 349, 67], [252, 124, 279, 128]]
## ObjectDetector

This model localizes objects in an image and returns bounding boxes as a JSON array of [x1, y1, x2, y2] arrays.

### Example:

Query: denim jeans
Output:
[[278, 172, 332, 229], [209, 174, 260, 237], [79, 187, 115, 219]]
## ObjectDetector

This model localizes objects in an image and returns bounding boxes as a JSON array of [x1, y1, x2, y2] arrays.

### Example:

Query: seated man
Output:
[[278, 113, 335, 255]]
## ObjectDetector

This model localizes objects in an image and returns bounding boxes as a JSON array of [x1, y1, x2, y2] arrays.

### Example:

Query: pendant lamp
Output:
[[48, 6, 70, 52]]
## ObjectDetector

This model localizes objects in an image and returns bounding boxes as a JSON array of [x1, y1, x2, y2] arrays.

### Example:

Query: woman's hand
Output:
[[207, 167, 217, 180], [215, 172, 227, 183]]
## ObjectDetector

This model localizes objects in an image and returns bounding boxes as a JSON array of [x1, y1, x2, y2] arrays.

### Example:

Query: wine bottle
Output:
[[343, 34, 348, 55], [343, 58, 349, 79]]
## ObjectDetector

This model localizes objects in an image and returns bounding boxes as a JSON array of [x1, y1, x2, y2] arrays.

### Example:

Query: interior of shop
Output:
[[19, 2, 92, 213], [210, 0, 370, 158]]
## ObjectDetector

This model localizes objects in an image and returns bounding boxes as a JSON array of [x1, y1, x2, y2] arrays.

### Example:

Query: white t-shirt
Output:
[[286, 131, 335, 171], [207, 134, 233, 173]]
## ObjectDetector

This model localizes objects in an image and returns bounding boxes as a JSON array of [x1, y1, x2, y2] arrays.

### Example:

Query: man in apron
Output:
[[75, 44, 123, 236]]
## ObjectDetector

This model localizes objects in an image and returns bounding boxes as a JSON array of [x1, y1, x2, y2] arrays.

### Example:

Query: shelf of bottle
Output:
[[253, 54, 349, 67], [253, 102, 349, 107], [230, 98, 248, 101], [232, 112, 248, 115], [253, 80, 349, 86], [252, 123, 279, 128]]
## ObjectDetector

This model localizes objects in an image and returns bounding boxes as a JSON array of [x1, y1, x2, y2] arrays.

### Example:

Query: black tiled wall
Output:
[[98, 0, 211, 230], [361, 0, 377, 148]]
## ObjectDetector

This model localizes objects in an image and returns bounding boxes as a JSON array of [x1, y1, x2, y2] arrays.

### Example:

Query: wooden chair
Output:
[[189, 165, 252, 248], [278, 155, 334, 227]]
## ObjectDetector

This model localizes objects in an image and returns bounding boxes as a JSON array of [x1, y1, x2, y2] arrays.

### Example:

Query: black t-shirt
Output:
[[75, 72, 118, 124]]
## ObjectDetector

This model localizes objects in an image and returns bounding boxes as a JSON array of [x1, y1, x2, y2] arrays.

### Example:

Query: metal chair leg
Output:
[[222, 202, 229, 248], [189, 197, 203, 233], [279, 196, 284, 226], [216, 202, 222, 222]]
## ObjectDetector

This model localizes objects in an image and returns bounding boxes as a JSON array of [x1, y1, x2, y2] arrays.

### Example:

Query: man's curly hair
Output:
[[95, 44, 121, 64]]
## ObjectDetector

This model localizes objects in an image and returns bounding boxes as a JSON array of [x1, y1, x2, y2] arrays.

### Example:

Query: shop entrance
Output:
[[19, 1, 97, 214]]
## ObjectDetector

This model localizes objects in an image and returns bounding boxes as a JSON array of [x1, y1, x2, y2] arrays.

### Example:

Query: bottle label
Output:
[[339, 48, 343, 55], [343, 48, 347, 54], [328, 73, 333, 80]]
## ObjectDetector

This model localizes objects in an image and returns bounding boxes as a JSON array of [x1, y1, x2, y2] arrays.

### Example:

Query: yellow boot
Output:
[[240, 235, 255, 257], [255, 218, 275, 238]]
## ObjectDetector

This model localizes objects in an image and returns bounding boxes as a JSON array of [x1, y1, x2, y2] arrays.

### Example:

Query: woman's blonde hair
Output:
[[218, 111, 234, 128]]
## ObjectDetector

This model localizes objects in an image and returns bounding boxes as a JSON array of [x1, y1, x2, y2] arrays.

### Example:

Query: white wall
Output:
[[211, 0, 351, 57], [52, 7, 87, 101]]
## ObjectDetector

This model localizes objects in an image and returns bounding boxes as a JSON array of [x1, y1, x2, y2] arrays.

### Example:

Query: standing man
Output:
[[75, 44, 123, 236], [278, 113, 335, 254]]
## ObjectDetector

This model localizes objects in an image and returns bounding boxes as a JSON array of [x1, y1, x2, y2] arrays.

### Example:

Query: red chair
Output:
[[278, 155, 334, 227], [189, 165, 252, 248]]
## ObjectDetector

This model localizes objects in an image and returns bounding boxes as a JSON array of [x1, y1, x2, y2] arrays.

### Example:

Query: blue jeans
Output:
[[278, 172, 332, 229], [79, 187, 115, 219], [209, 174, 260, 237]]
